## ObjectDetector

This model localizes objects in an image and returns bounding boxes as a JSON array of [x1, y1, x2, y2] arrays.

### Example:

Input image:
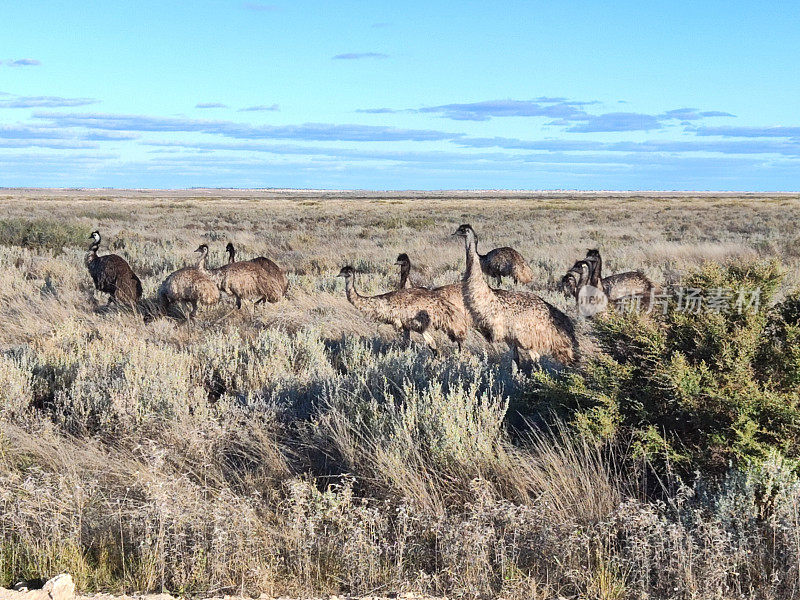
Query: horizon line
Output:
[[2, 187, 798, 194]]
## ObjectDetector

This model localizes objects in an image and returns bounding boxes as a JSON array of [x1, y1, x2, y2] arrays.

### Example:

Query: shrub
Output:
[[23, 326, 205, 434], [0, 348, 36, 420], [531, 261, 800, 475], [0, 219, 89, 253]]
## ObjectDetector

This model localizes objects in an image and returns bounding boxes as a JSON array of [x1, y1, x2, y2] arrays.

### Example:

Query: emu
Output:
[[84, 231, 142, 306], [584, 249, 657, 309], [470, 231, 534, 285], [338, 265, 467, 351], [395, 253, 473, 340], [560, 260, 593, 303], [158, 244, 220, 319], [559, 259, 608, 315], [225, 242, 289, 303], [454, 224, 577, 368], [396, 253, 417, 290]]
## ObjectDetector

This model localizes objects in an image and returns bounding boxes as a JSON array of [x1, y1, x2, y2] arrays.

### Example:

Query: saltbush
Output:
[[532, 261, 800, 474], [0, 219, 89, 253]]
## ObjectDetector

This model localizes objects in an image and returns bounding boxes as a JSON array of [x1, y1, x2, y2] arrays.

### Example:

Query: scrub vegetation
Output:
[[2, 189, 800, 599]]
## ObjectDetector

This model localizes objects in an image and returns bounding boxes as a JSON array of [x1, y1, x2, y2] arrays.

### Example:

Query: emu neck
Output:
[[344, 275, 389, 324], [463, 232, 500, 335], [85, 243, 99, 266], [344, 276, 363, 307], [567, 274, 580, 300], [474, 233, 485, 260], [590, 255, 603, 286], [465, 234, 489, 292], [399, 263, 410, 289], [196, 252, 208, 272], [345, 276, 379, 317]]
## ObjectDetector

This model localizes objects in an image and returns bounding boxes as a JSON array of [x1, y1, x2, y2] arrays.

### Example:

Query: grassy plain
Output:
[[2, 189, 800, 599]]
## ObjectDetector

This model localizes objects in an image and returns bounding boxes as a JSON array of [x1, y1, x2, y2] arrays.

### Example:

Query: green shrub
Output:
[[0, 219, 90, 252], [531, 261, 800, 475]]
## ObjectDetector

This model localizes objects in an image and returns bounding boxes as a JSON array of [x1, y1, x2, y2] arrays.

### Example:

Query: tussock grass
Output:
[[2, 190, 800, 599]]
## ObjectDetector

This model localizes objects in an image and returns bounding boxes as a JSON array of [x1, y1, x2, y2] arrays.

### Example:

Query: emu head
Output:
[[225, 242, 235, 255], [89, 231, 101, 243], [585, 248, 601, 267], [395, 253, 410, 267], [195, 244, 209, 255], [337, 265, 355, 279], [452, 224, 476, 241]]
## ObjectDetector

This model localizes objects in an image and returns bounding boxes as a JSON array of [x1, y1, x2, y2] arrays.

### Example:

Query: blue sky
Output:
[[1, 0, 799, 190]]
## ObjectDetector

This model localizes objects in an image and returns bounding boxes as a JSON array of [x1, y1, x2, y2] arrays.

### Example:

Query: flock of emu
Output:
[[84, 225, 655, 368]]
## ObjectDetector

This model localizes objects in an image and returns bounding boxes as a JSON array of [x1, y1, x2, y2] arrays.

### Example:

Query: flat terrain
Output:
[[2, 189, 800, 600], [2, 189, 799, 348]]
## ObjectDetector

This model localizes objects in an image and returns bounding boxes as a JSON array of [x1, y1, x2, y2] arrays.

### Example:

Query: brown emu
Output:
[[396, 253, 416, 289], [225, 242, 289, 302], [560, 260, 593, 303], [84, 231, 142, 306], [468, 231, 534, 285], [158, 244, 220, 318], [395, 253, 473, 336], [584, 249, 656, 307], [338, 265, 467, 350], [454, 224, 577, 368]]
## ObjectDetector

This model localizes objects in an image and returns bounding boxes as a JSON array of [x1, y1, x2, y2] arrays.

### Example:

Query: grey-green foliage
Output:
[[530, 261, 800, 475], [0, 218, 89, 252]]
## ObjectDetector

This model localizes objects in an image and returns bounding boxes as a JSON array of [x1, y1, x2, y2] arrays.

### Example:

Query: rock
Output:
[[43, 575, 75, 600], [1, 574, 75, 600]]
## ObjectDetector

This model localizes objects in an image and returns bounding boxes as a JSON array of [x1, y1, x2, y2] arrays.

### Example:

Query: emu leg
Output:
[[401, 328, 411, 348], [512, 344, 521, 369], [515, 347, 541, 375], [189, 301, 198, 319], [527, 349, 542, 372], [235, 295, 242, 310]]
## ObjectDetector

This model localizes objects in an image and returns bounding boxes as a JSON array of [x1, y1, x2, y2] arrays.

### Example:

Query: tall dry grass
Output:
[[1, 190, 800, 598]]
